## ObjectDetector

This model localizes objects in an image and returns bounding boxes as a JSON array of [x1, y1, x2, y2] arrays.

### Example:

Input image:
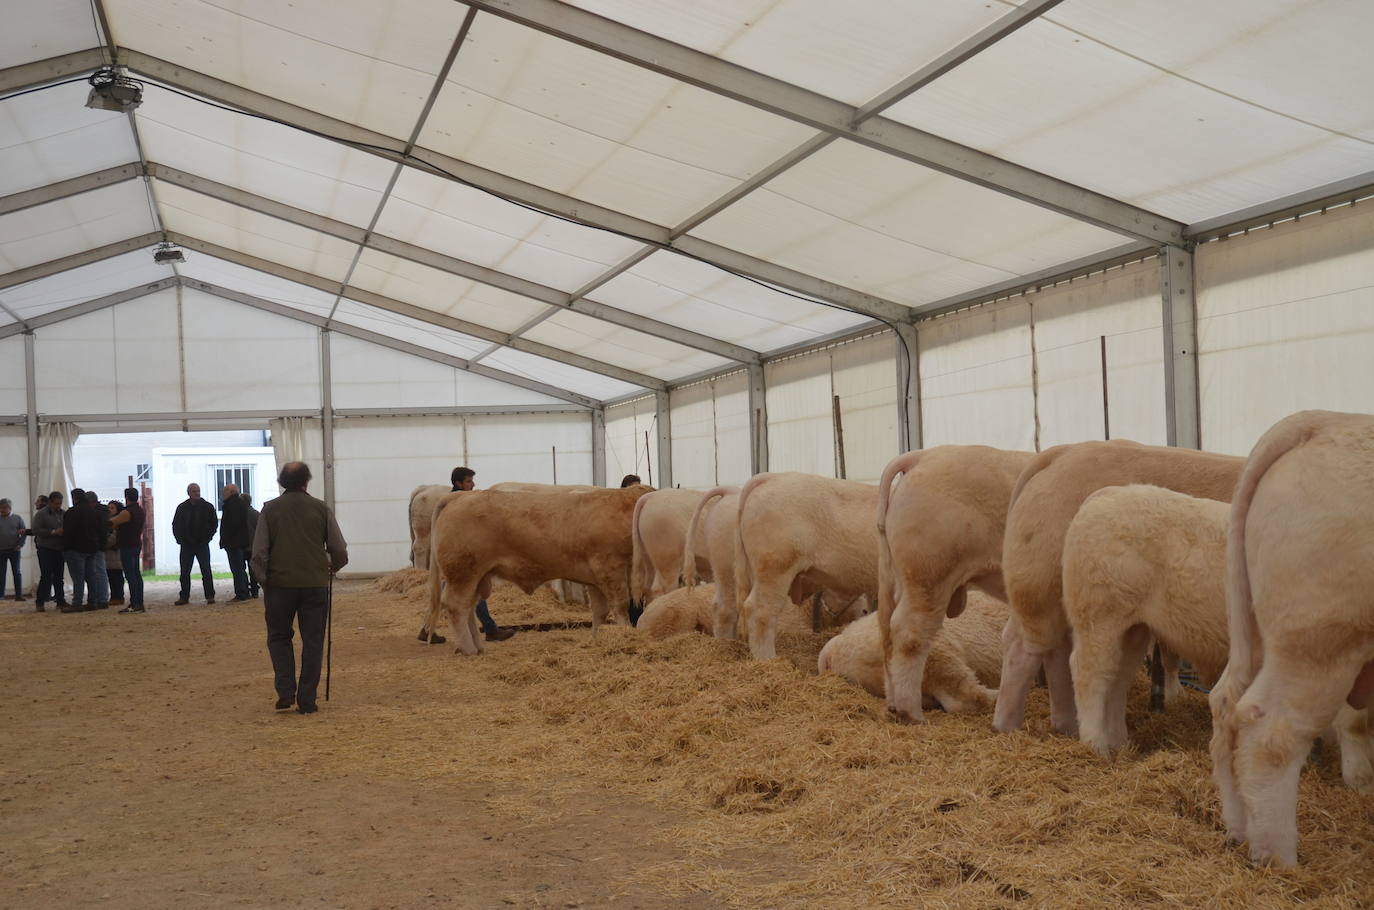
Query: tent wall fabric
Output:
[[605, 396, 658, 486]]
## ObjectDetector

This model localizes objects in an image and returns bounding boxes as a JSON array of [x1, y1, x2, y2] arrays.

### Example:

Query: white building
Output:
[[150, 445, 276, 575]]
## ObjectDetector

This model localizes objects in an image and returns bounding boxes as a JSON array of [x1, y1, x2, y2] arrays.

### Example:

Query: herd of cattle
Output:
[[405, 409, 1374, 868]]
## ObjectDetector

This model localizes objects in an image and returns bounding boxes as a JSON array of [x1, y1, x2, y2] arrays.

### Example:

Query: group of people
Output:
[[0, 488, 149, 614], [169, 482, 262, 606]]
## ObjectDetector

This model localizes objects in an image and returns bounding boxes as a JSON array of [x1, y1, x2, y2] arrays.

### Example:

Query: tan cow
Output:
[[1211, 411, 1374, 866], [995, 441, 1243, 736], [408, 484, 449, 570], [821, 592, 1007, 712], [877, 446, 1034, 723], [489, 482, 597, 493], [681, 486, 742, 639], [630, 488, 706, 605], [637, 584, 717, 639], [424, 486, 651, 654], [735, 473, 880, 660]]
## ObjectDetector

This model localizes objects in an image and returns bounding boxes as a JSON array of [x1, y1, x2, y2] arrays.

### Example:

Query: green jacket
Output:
[[250, 490, 348, 588]]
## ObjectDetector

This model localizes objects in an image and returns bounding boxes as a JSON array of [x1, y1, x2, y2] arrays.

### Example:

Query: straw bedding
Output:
[[295, 570, 1373, 908]]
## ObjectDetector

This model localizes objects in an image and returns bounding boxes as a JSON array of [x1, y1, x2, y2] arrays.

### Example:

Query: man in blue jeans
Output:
[[172, 483, 217, 606], [0, 498, 27, 601], [418, 466, 515, 645], [218, 483, 252, 602], [111, 487, 146, 614]]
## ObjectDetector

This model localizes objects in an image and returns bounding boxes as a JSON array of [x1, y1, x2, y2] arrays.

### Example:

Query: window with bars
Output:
[[135, 463, 151, 482], [211, 465, 254, 511]]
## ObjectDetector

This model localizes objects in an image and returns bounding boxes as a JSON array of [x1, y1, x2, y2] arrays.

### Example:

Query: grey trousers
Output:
[[264, 585, 328, 707]]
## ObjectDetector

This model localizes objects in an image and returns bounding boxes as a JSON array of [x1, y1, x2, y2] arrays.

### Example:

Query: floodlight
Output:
[[153, 242, 185, 264], [86, 66, 143, 113]]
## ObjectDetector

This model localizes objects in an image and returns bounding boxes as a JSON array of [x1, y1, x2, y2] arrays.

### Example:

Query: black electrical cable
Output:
[[0, 75, 94, 103], [7, 69, 919, 429]]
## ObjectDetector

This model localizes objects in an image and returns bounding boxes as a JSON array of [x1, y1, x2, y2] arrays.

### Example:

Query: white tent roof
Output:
[[3, 0, 1372, 404]]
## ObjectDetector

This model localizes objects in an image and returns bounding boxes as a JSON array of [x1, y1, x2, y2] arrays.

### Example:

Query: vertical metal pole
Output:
[[551, 445, 557, 484], [24, 333, 39, 510], [1100, 335, 1110, 440], [747, 362, 768, 475], [832, 394, 847, 480], [1160, 245, 1201, 449], [654, 388, 672, 489], [175, 280, 188, 432], [591, 408, 606, 487], [1028, 300, 1041, 453], [320, 329, 335, 509], [893, 323, 921, 452]]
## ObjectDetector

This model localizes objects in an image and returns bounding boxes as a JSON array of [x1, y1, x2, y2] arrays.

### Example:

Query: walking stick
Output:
[[325, 573, 333, 702]]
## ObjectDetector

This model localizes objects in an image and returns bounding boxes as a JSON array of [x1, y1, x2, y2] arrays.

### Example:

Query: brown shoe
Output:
[[13, 594, 25, 602], [109, 598, 125, 606], [418, 626, 446, 644], [485, 627, 516, 642], [174, 598, 190, 606]]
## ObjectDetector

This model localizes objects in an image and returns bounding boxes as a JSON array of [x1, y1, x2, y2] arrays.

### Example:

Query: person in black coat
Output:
[[219, 483, 252, 602], [172, 483, 218, 605]]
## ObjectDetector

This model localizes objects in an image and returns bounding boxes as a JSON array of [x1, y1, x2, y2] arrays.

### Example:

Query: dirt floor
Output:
[[3, 573, 1373, 908]]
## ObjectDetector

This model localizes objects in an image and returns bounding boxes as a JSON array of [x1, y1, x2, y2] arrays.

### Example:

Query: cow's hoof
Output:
[[887, 706, 926, 725]]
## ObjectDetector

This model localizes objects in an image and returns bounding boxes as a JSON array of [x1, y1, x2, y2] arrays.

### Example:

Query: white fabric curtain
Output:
[[269, 417, 306, 474], [38, 421, 79, 497]]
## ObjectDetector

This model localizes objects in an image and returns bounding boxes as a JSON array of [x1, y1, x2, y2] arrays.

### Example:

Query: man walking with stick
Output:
[[251, 462, 348, 715]]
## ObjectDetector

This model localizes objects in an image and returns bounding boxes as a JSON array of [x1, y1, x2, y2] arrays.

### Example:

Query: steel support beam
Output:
[[654, 389, 672, 489], [24, 333, 39, 514], [747, 363, 768, 475], [148, 164, 749, 365], [0, 163, 142, 217], [41, 409, 318, 423], [591, 408, 607, 487], [894, 323, 922, 452], [1186, 168, 1374, 243], [465, 0, 1182, 246], [0, 233, 162, 292], [0, 48, 105, 95], [319, 329, 335, 509], [334, 405, 586, 418], [183, 278, 596, 407], [0, 278, 177, 341], [1160, 246, 1200, 449]]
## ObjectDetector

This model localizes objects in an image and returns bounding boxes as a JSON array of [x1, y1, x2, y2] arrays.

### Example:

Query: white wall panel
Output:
[[766, 353, 834, 476], [668, 382, 715, 489], [33, 309, 120, 415], [331, 334, 457, 410], [830, 333, 898, 483], [605, 397, 657, 486], [0, 428, 36, 593], [1197, 203, 1374, 456], [109, 289, 184, 414], [919, 302, 1036, 451], [0, 336, 26, 415], [181, 288, 320, 412], [464, 413, 593, 488], [1032, 259, 1165, 448], [712, 370, 752, 486]]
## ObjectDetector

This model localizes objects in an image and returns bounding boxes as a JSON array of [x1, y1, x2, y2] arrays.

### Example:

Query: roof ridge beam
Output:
[[147, 163, 755, 362], [159, 233, 664, 389], [0, 277, 178, 340], [0, 163, 143, 217], [0, 233, 162, 292], [181, 277, 598, 407], [463, 0, 1182, 246]]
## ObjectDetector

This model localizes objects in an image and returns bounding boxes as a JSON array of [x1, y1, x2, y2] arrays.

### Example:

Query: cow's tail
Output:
[[422, 493, 456, 638], [630, 492, 653, 603], [1225, 413, 1322, 686], [1006, 445, 1065, 513], [406, 484, 427, 567], [734, 474, 771, 627], [683, 486, 735, 588], [877, 451, 924, 622]]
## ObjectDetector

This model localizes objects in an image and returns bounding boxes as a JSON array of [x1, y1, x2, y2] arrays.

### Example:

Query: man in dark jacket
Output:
[[250, 462, 347, 715], [60, 488, 108, 612], [172, 483, 218, 606], [219, 483, 252, 602], [32, 491, 67, 611], [244, 494, 261, 598], [111, 487, 146, 614]]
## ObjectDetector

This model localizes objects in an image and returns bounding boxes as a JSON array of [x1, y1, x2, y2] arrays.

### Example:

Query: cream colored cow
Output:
[[681, 486, 742, 639], [630, 488, 706, 605]]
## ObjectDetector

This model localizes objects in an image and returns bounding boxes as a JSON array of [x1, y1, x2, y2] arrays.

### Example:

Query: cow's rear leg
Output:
[[1233, 655, 1357, 866], [1332, 705, 1374, 792], [1209, 664, 1251, 846], [883, 587, 947, 724], [1074, 622, 1149, 757], [442, 580, 484, 656], [712, 589, 737, 640], [744, 573, 795, 660], [992, 615, 1041, 733]]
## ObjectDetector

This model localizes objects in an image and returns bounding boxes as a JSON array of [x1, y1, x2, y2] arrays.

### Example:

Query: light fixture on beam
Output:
[[153, 242, 185, 264], [86, 66, 143, 113]]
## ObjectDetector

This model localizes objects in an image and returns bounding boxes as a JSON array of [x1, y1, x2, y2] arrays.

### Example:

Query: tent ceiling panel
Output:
[[452, 368, 565, 406], [330, 298, 492, 362], [177, 254, 338, 319], [0, 82, 140, 197], [134, 85, 396, 228], [0, 179, 155, 273], [481, 347, 641, 401], [520, 309, 731, 381], [561, 0, 1009, 107], [107, 287, 185, 414], [2, 0, 100, 69], [375, 167, 644, 292], [418, 12, 817, 225], [0, 335, 23, 413], [329, 333, 463, 410], [153, 180, 360, 281], [884, 6, 1374, 224], [348, 247, 548, 332], [103, 0, 467, 139], [588, 250, 870, 351], [0, 248, 172, 320], [690, 140, 1125, 308]]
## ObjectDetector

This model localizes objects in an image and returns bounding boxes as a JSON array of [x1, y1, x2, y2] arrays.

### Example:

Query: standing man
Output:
[[111, 487, 146, 614], [32, 491, 66, 612], [219, 483, 252, 602], [251, 462, 347, 715], [172, 483, 218, 606], [243, 494, 261, 599], [0, 498, 27, 601], [418, 467, 515, 645]]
